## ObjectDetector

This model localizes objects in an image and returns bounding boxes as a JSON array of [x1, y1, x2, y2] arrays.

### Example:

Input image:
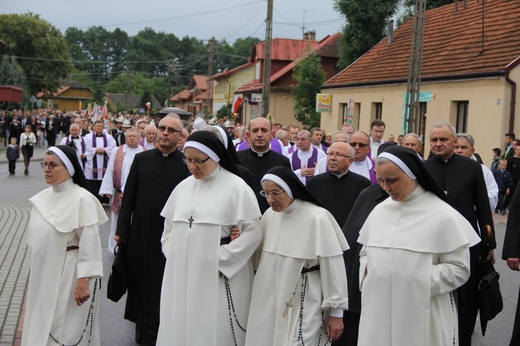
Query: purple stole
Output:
[[288, 145, 296, 154], [91, 133, 109, 179], [319, 143, 328, 153], [291, 147, 319, 185], [111, 146, 125, 213], [368, 157, 377, 185], [236, 139, 282, 154], [236, 140, 249, 151]]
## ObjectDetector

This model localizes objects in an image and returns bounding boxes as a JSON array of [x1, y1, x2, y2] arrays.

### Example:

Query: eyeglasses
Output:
[[259, 189, 285, 198], [158, 125, 182, 134], [326, 152, 352, 159], [296, 137, 310, 142], [183, 157, 211, 165], [40, 162, 63, 170], [349, 142, 369, 148]]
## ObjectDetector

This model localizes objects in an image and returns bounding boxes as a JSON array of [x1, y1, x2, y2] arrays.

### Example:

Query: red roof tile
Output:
[[324, 0, 520, 88], [189, 75, 207, 91], [211, 62, 254, 80], [253, 38, 320, 62], [171, 89, 192, 101], [237, 33, 341, 93]]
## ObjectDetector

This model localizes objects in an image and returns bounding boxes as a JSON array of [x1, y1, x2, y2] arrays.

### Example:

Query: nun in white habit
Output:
[[22, 145, 107, 346], [158, 131, 262, 346], [245, 166, 349, 346], [357, 145, 481, 346]]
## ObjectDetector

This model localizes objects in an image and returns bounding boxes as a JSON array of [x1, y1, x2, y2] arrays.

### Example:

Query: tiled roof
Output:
[[195, 90, 207, 100], [324, 0, 520, 88], [237, 33, 341, 93], [211, 62, 254, 80], [253, 38, 320, 62], [189, 75, 207, 91], [171, 89, 192, 101]]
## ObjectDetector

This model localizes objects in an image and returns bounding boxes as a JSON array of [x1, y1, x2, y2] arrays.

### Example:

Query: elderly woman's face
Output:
[[261, 180, 293, 212], [376, 161, 419, 202], [184, 147, 219, 179], [43, 154, 71, 186]]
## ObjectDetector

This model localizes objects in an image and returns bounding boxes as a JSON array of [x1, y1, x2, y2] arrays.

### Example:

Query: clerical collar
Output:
[[95, 133, 104, 137], [251, 147, 269, 157], [331, 170, 348, 179]]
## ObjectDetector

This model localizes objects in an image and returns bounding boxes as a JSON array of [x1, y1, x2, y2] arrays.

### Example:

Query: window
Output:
[[456, 101, 469, 133], [371, 102, 382, 120]]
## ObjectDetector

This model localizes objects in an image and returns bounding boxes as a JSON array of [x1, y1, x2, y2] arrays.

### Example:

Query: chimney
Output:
[[304, 30, 316, 41], [387, 20, 394, 45]]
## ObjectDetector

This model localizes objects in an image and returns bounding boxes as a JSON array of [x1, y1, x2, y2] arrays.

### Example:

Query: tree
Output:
[[334, 0, 400, 69], [404, 0, 452, 10], [0, 12, 73, 95], [0, 55, 25, 86], [292, 52, 326, 128]]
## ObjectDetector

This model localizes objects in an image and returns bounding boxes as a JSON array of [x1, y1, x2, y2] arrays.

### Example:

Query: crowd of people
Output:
[[11, 107, 520, 345]]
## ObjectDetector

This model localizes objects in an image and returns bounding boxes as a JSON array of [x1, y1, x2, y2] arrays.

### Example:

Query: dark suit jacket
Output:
[[307, 170, 371, 228], [424, 154, 496, 249], [111, 129, 126, 146]]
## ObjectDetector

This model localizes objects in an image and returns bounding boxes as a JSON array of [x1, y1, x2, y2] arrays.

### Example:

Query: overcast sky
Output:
[[2, 0, 344, 43]]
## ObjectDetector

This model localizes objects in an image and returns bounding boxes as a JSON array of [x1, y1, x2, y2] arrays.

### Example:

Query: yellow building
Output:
[[36, 81, 93, 112], [211, 62, 254, 117], [322, 0, 520, 166]]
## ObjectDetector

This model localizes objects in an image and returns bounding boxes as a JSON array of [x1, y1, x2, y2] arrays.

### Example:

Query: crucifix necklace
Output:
[[188, 173, 217, 228]]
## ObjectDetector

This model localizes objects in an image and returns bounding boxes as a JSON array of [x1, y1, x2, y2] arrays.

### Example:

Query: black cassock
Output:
[[336, 184, 388, 346], [116, 148, 190, 345], [306, 171, 371, 228], [424, 153, 495, 345], [503, 184, 520, 345], [237, 148, 291, 213]]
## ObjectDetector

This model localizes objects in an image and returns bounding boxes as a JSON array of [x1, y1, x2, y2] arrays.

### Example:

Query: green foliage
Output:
[[140, 90, 153, 109], [0, 12, 73, 95], [291, 52, 326, 128], [334, 0, 400, 69], [216, 104, 232, 119], [0, 55, 25, 86]]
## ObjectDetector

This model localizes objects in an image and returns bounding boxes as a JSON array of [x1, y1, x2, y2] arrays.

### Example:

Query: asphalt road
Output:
[[0, 153, 517, 345]]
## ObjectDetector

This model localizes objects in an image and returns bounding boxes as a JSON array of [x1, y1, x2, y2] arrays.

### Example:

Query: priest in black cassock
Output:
[[424, 122, 495, 346], [236, 117, 291, 213], [307, 142, 371, 228], [115, 114, 190, 346]]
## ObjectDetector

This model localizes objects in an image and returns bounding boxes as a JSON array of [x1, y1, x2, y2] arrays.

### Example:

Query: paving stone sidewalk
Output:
[[0, 205, 31, 346]]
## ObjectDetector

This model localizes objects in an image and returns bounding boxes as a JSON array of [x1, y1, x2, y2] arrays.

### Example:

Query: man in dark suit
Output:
[[424, 121, 495, 346], [236, 117, 290, 213], [111, 117, 126, 146], [307, 142, 371, 228]]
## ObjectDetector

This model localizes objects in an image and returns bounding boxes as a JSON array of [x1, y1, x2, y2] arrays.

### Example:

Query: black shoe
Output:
[[501, 210, 506, 215], [495, 209, 499, 214], [24, 169, 29, 175]]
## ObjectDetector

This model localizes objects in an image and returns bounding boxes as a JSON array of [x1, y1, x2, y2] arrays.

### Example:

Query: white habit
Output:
[[99, 144, 144, 253], [245, 199, 349, 346], [158, 166, 262, 346], [59, 135, 87, 170], [22, 179, 108, 346], [357, 186, 481, 346]]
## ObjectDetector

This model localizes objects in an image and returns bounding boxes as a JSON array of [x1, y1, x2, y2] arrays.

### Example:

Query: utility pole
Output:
[[125, 66, 130, 113], [404, 0, 426, 135], [207, 39, 215, 116], [167, 58, 179, 107], [262, 0, 273, 118]]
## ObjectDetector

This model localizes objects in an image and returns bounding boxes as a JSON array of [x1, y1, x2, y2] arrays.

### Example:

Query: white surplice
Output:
[[357, 186, 481, 346], [99, 144, 144, 253], [84, 132, 116, 180], [245, 199, 349, 346], [158, 166, 262, 346], [22, 179, 108, 346]]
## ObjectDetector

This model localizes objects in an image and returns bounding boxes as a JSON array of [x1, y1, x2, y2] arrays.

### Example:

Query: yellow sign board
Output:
[[316, 94, 332, 112]]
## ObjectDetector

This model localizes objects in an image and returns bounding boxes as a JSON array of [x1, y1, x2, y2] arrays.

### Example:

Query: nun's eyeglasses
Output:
[[260, 189, 285, 198], [40, 162, 62, 170], [183, 157, 211, 165]]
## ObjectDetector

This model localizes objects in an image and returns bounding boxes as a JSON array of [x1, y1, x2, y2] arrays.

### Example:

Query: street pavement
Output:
[[0, 145, 518, 345]]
